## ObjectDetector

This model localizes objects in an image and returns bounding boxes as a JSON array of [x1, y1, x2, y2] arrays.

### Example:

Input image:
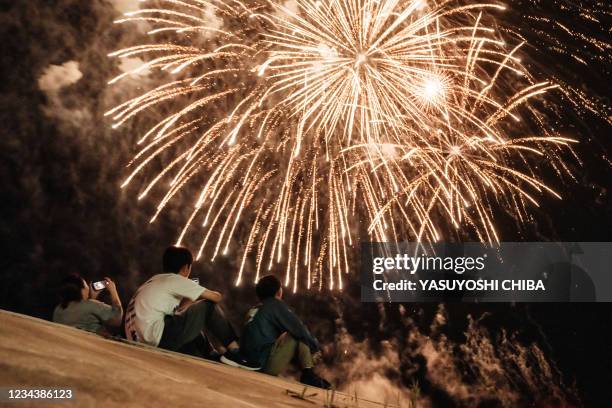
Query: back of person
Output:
[[240, 275, 329, 388], [124, 246, 260, 371], [52, 274, 123, 335], [241, 297, 302, 365], [240, 278, 319, 366], [241, 299, 278, 364], [53, 299, 116, 333], [125, 273, 203, 346]]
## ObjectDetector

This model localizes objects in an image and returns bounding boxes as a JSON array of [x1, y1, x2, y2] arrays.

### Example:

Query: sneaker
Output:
[[220, 349, 261, 371], [300, 368, 332, 389]]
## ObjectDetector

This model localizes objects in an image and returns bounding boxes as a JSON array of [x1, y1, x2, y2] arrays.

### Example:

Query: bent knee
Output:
[[276, 332, 298, 346]]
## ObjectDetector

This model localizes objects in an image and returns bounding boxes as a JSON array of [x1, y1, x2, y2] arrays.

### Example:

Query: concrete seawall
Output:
[[0, 310, 395, 408]]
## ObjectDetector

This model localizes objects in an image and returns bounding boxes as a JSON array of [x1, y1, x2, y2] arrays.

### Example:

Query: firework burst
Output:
[[107, 0, 579, 291]]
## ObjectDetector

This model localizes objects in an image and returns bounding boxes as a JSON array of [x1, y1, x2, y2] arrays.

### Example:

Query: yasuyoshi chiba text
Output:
[[373, 279, 546, 292]]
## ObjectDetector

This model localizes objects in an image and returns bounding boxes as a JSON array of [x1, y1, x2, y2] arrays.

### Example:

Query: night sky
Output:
[[0, 0, 611, 406]]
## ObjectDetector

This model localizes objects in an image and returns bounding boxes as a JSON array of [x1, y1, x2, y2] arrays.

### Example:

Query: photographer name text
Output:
[[371, 254, 545, 292], [373, 278, 545, 292]]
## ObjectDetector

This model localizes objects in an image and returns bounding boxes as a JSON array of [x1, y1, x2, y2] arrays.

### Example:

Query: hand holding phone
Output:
[[92, 280, 108, 291]]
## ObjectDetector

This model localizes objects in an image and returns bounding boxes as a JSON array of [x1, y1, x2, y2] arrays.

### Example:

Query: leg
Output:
[[296, 341, 314, 370], [161, 300, 260, 369], [205, 302, 239, 348], [264, 333, 314, 376], [176, 333, 214, 358], [159, 300, 215, 351]]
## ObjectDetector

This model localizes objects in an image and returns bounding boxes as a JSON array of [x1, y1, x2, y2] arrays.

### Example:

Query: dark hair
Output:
[[59, 273, 86, 309], [255, 275, 281, 300], [163, 246, 193, 273]]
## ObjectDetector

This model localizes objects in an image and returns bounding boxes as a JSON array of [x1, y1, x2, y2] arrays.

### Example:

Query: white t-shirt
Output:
[[125, 273, 205, 346]]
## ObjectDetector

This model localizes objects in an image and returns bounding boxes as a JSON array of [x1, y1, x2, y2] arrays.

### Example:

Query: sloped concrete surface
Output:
[[0, 310, 393, 407]]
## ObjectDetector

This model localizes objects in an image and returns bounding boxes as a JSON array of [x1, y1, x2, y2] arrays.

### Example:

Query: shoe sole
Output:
[[220, 355, 261, 371]]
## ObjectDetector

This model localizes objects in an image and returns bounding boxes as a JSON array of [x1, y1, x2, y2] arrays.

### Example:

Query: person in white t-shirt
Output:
[[125, 246, 260, 370]]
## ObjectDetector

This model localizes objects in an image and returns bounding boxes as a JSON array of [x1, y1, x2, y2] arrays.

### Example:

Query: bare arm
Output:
[[176, 296, 195, 314], [104, 277, 123, 327], [175, 289, 222, 314], [199, 289, 222, 303]]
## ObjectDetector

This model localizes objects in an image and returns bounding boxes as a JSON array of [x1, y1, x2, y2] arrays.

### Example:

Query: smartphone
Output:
[[92, 280, 107, 291], [190, 277, 199, 285]]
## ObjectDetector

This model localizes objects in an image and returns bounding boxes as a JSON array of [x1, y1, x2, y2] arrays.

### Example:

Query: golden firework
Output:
[[108, 0, 576, 291]]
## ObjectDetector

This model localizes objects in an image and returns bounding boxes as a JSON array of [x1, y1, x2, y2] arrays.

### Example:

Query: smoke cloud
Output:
[[110, 0, 141, 13], [315, 301, 577, 407], [38, 61, 83, 93]]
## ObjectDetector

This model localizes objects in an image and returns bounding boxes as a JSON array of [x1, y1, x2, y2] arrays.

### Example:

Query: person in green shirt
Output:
[[53, 273, 123, 335]]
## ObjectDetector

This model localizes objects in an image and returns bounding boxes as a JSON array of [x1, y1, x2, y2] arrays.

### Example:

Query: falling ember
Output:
[[107, 0, 581, 291]]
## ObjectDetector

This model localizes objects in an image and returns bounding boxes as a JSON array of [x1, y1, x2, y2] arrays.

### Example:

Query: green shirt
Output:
[[53, 299, 120, 333]]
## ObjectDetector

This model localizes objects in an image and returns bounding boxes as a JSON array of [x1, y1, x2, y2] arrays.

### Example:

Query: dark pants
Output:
[[158, 300, 237, 357]]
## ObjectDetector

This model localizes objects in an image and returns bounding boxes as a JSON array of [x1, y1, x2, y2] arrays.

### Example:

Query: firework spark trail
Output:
[[108, 0, 589, 291]]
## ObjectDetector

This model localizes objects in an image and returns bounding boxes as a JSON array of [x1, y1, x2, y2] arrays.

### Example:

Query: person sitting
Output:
[[124, 245, 259, 370], [53, 274, 123, 335], [240, 275, 331, 388]]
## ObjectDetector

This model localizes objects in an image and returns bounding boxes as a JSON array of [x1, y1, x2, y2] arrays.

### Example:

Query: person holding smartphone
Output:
[[53, 274, 123, 334]]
